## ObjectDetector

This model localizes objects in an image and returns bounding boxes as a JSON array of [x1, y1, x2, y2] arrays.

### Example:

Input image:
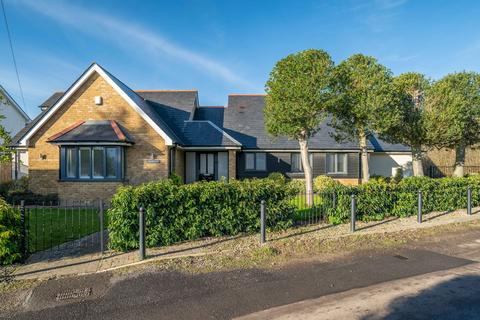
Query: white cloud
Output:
[[352, 0, 408, 33], [16, 0, 254, 89]]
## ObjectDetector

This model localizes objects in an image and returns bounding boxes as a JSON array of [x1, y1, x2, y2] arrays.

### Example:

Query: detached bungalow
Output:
[[10, 63, 411, 201]]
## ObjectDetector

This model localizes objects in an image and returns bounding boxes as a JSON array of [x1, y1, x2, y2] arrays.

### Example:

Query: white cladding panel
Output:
[[370, 153, 413, 177]]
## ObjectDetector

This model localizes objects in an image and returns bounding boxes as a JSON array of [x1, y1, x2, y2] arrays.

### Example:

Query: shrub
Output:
[[317, 176, 480, 223], [267, 172, 286, 184], [108, 179, 296, 251], [168, 173, 183, 185], [0, 198, 22, 265], [313, 175, 340, 192], [288, 179, 305, 193]]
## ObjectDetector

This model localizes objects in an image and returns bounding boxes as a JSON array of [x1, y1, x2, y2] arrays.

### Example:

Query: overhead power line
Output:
[[1, 0, 26, 110]]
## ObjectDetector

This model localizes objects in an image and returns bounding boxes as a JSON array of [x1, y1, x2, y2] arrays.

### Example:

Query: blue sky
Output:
[[1, 0, 480, 118]]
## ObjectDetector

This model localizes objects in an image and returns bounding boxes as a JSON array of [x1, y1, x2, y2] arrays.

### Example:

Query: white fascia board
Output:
[[19, 64, 174, 147], [177, 146, 241, 151], [372, 151, 412, 155], [242, 149, 361, 153]]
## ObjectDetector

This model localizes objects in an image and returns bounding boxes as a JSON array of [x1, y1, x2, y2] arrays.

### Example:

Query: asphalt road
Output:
[[7, 247, 473, 320]]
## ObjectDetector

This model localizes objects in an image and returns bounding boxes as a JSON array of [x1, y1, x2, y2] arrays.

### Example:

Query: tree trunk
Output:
[[412, 145, 424, 177], [299, 137, 313, 207], [359, 131, 369, 183], [453, 144, 466, 177]]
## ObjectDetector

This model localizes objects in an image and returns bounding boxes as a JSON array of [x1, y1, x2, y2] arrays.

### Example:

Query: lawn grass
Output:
[[290, 194, 326, 222], [25, 207, 105, 253]]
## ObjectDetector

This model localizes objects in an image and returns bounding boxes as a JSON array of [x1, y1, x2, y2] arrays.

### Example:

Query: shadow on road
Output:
[[425, 210, 453, 222], [269, 224, 335, 242], [356, 217, 399, 231], [361, 275, 480, 320]]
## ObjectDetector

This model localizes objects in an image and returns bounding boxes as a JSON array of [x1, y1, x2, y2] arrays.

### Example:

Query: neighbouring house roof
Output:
[[10, 63, 410, 153], [48, 120, 134, 144], [0, 85, 30, 121], [39, 92, 63, 110]]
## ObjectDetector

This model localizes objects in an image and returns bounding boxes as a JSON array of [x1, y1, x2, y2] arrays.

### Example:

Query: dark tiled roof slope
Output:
[[180, 121, 239, 147], [49, 120, 134, 143], [222, 95, 361, 150], [137, 90, 198, 144]]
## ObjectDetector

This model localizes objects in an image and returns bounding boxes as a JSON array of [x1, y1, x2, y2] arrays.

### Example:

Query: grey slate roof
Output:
[[180, 121, 239, 147], [49, 120, 134, 144], [220, 95, 362, 150], [368, 135, 410, 152], [137, 90, 197, 144], [39, 92, 63, 109]]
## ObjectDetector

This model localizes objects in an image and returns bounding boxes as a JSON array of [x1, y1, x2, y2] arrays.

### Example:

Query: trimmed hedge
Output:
[[320, 176, 480, 223], [108, 179, 296, 251], [0, 197, 22, 265]]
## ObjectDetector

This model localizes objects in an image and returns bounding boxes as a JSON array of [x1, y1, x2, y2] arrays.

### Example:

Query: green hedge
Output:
[[320, 176, 480, 223], [0, 197, 22, 265], [108, 179, 296, 251]]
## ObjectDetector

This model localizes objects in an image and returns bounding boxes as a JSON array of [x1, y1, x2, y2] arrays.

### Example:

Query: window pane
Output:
[[66, 148, 76, 178], [245, 153, 255, 170], [326, 153, 335, 173], [256, 153, 266, 171], [79, 148, 91, 178], [93, 147, 104, 178], [106, 148, 117, 178], [337, 154, 347, 173], [292, 153, 302, 172], [200, 153, 207, 174], [207, 154, 214, 174]]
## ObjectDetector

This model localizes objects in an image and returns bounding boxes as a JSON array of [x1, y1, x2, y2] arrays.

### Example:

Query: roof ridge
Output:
[[228, 93, 266, 96], [110, 120, 126, 141], [135, 89, 198, 92]]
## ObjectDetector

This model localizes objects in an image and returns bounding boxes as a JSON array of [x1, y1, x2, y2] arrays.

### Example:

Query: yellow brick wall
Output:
[[28, 72, 169, 202]]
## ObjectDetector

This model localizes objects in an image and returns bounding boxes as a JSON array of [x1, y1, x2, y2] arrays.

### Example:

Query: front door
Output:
[[199, 153, 215, 181]]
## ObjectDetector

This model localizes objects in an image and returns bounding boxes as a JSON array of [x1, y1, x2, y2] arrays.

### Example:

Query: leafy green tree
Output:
[[330, 54, 401, 182], [265, 49, 335, 205], [425, 72, 480, 177], [384, 73, 431, 176]]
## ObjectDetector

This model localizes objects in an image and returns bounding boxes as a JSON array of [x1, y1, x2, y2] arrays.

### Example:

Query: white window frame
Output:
[[326, 153, 348, 174]]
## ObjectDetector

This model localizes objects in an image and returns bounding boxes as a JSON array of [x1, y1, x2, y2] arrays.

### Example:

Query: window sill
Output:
[[58, 179, 125, 183]]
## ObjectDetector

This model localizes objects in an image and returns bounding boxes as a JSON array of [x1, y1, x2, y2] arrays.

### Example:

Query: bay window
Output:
[[60, 146, 124, 180]]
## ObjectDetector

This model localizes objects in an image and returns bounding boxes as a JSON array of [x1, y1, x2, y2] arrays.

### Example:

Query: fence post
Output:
[[417, 191, 423, 223], [139, 206, 146, 260], [260, 200, 266, 244], [467, 187, 472, 215], [20, 200, 27, 260], [333, 192, 337, 210], [99, 200, 104, 254], [350, 194, 356, 233]]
